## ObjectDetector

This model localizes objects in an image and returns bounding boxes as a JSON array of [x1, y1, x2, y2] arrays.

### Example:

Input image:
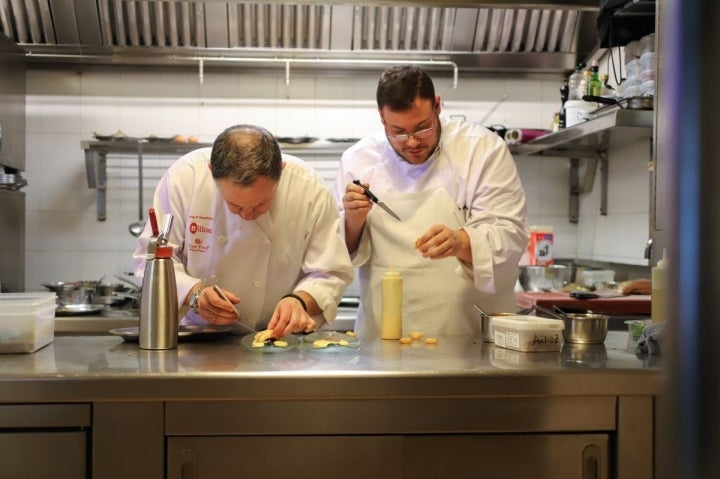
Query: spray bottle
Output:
[[651, 249, 668, 324], [381, 265, 403, 339]]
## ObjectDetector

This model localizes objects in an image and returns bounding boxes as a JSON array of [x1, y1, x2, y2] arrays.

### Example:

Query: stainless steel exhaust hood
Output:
[[0, 1, 599, 74]]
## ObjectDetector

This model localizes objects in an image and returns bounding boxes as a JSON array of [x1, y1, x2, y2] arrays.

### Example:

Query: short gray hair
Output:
[[210, 124, 282, 186]]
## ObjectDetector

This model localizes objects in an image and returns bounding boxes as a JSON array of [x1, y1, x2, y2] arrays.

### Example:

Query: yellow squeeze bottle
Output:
[[381, 266, 403, 339], [651, 249, 668, 324]]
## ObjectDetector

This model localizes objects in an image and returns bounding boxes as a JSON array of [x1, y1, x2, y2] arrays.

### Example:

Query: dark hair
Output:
[[376, 65, 436, 111], [210, 124, 282, 186]]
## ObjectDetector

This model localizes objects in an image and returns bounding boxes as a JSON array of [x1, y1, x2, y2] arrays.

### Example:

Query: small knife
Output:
[[352, 180, 402, 221]]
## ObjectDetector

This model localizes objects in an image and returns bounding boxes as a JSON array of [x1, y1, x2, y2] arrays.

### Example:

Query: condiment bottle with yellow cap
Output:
[[381, 266, 403, 339]]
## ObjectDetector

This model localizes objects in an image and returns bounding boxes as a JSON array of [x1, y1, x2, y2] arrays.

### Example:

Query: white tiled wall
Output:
[[22, 65, 650, 290]]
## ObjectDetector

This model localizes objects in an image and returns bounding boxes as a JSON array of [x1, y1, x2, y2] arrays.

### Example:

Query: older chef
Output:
[[133, 124, 354, 337], [336, 65, 528, 338]]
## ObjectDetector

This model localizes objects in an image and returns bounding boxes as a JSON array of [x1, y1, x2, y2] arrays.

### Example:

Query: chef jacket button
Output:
[[253, 281, 262, 287], [217, 235, 227, 244]]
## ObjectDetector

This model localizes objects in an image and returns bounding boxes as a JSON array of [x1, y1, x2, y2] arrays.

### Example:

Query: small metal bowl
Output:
[[561, 313, 609, 344]]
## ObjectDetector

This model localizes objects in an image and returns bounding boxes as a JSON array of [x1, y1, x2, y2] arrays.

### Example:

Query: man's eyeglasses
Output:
[[386, 126, 434, 143]]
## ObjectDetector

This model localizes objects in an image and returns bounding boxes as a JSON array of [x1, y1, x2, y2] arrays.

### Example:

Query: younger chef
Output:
[[133, 124, 354, 337], [336, 65, 529, 337]]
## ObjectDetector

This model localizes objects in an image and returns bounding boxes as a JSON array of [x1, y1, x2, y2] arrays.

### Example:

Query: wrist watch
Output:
[[189, 287, 205, 314]]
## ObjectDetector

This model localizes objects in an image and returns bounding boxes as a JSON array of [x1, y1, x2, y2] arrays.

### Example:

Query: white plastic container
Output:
[[0, 293, 57, 353], [492, 315, 564, 352], [564, 100, 596, 127]]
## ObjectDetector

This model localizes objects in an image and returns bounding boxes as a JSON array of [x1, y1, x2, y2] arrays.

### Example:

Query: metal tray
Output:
[[110, 324, 234, 342]]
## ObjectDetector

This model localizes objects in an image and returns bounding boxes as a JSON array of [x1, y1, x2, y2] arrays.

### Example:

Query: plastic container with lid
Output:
[[640, 52, 656, 74], [0, 292, 57, 353], [625, 59, 641, 79], [492, 315, 564, 352]]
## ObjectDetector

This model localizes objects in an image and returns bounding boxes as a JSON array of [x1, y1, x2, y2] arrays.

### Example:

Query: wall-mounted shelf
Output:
[[82, 139, 354, 221], [509, 108, 653, 222]]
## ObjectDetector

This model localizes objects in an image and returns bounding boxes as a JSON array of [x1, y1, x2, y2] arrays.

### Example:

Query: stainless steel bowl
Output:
[[561, 313, 609, 344], [519, 265, 571, 292]]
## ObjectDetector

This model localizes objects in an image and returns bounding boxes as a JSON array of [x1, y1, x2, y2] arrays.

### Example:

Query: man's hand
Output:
[[342, 181, 372, 253], [415, 225, 472, 264], [267, 294, 317, 337], [196, 286, 241, 325]]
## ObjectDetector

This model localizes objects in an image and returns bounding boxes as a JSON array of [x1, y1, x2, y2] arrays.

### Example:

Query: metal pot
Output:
[[42, 281, 92, 306], [560, 313, 609, 344]]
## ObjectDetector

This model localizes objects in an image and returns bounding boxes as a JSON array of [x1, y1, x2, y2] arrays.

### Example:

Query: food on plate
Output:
[[273, 340, 288, 348], [398, 337, 412, 345], [345, 331, 357, 337], [425, 337, 438, 345], [409, 331, 424, 340], [188, 135, 199, 143], [173, 134, 187, 143], [251, 341, 266, 348], [338, 339, 350, 346], [313, 339, 331, 349], [254, 329, 274, 343]]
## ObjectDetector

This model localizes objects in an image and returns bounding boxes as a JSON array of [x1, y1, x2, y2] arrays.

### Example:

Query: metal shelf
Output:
[[509, 108, 653, 223], [82, 139, 353, 221]]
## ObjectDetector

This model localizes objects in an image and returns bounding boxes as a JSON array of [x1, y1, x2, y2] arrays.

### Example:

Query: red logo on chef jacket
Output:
[[189, 222, 213, 235], [189, 221, 212, 253]]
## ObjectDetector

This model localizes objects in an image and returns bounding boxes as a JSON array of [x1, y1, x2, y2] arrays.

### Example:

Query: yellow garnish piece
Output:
[[399, 337, 412, 345], [251, 341, 265, 348], [313, 339, 331, 349], [345, 331, 357, 337], [425, 337, 438, 345], [338, 339, 350, 346], [273, 340, 288, 348], [409, 331, 424, 340]]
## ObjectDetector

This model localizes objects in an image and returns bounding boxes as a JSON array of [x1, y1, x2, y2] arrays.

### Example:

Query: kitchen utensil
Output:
[[519, 265, 571, 292], [532, 303, 564, 319], [352, 180, 402, 221], [211, 284, 265, 337], [212, 285, 241, 321], [128, 140, 147, 237], [560, 313, 609, 344]]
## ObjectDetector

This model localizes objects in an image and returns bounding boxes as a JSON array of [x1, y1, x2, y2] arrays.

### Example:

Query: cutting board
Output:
[[515, 291, 651, 315]]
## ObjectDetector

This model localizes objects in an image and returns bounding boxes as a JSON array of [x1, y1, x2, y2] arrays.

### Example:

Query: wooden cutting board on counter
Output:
[[515, 291, 651, 315]]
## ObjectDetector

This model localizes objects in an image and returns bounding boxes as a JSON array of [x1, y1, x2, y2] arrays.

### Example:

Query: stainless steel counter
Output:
[[0, 331, 662, 403]]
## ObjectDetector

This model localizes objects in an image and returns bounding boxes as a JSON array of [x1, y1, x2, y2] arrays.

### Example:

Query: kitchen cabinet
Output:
[[0, 335, 659, 479], [82, 139, 354, 221], [0, 404, 91, 479]]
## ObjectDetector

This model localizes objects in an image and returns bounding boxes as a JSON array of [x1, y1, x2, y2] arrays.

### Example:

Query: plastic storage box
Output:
[[0, 293, 57, 353], [492, 315, 564, 352]]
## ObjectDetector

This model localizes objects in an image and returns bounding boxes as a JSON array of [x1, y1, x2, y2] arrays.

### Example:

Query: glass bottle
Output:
[[589, 61, 603, 97], [567, 63, 585, 101]]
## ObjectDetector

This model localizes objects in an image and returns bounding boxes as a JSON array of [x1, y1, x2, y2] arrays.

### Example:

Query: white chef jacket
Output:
[[133, 147, 354, 330], [334, 116, 529, 335]]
